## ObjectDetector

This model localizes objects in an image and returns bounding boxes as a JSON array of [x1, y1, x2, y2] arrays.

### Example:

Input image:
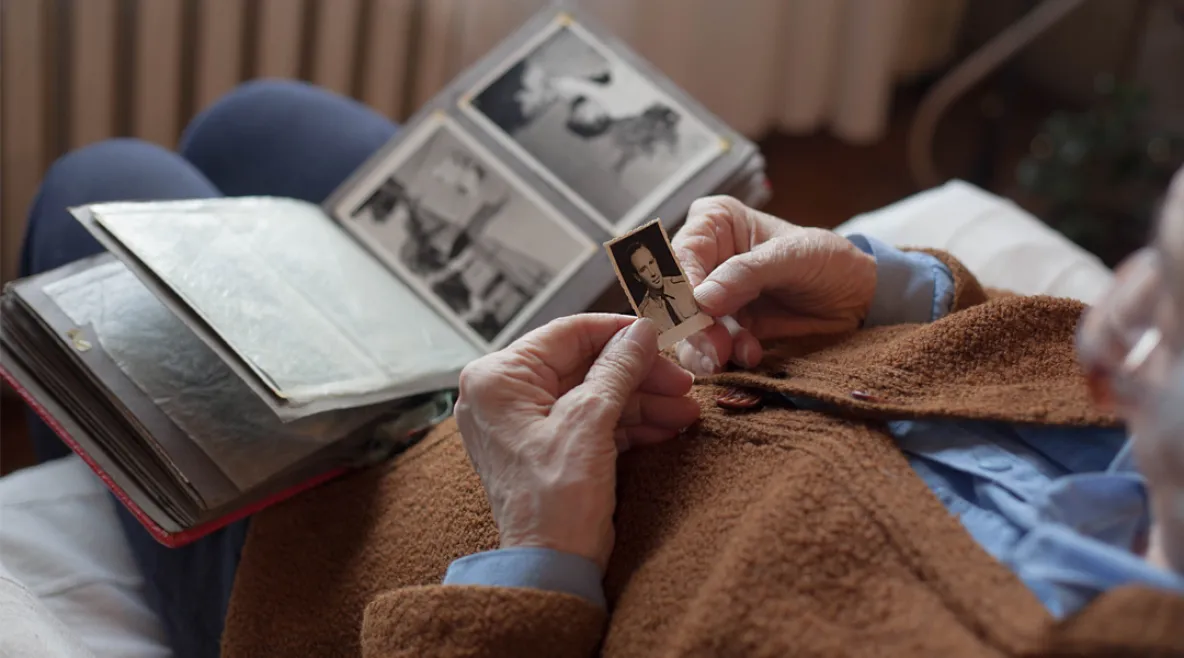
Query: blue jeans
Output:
[[20, 79, 398, 658]]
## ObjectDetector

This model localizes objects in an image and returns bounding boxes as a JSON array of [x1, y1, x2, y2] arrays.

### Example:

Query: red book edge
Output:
[[1, 365, 349, 548]]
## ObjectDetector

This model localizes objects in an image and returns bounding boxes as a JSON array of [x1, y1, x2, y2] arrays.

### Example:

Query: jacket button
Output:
[[977, 456, 1013, 472], [716, 387, 762, 410], [850, 390, 884, 402]]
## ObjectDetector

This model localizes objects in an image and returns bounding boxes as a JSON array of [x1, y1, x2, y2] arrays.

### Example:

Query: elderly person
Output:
[[15, 80, 1184, 657], [221, 178, 1184, 655]]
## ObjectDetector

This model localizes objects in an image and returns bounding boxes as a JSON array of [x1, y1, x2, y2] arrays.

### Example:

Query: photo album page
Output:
[[326, 9, 752, 356]]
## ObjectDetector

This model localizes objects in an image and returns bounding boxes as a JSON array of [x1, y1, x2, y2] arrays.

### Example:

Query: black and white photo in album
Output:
[[463, 15, 724, 235], [342, 115, 594, 350], [605, 219, 712, 350]]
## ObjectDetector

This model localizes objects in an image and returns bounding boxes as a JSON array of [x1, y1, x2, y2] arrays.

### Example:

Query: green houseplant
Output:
[[1017, 75, 1184, 267]]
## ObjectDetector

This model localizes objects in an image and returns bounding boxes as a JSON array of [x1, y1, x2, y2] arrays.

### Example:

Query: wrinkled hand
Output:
[[454, 314, 698, 571], [1143, 481, 1184, 575], [672, 196, 877, 375], [1076, 243, 1184, 574]]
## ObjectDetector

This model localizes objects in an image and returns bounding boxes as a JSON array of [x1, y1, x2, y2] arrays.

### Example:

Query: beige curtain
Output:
[[414, 0, 967, 141], [0, 0, 966, 284]]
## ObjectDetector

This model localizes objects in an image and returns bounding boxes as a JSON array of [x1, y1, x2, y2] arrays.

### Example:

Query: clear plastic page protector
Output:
[[42, 259, 375, 491], [87, 198, 479, 405]]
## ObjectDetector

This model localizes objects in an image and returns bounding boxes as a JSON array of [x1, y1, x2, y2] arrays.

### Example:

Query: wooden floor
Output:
[[0, 84, 1059, 476]]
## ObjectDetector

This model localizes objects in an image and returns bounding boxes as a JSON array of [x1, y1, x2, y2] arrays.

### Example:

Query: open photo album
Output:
[[0, 7, 769, 546]]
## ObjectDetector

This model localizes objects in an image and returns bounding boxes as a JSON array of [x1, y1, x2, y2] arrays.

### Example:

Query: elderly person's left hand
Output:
[[1077, 166, 1184, 575], [453, 314, 699, 572], [670, 196, 877, 376]]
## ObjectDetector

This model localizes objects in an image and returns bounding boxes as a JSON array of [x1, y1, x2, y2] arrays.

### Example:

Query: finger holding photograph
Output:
[[668, 196, 878, 376]]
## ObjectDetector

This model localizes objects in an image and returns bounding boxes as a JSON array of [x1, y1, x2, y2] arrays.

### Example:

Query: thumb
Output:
[[565, 319, 659, 429], [693, 240, 786, 317]]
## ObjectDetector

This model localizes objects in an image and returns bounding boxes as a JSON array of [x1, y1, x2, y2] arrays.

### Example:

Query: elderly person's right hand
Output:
[[672, 196, 878, 376], [454, 314, 698, 572]]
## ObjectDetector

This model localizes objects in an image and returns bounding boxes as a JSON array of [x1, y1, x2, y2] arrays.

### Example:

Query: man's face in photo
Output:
[[630, 245, 663, 292]]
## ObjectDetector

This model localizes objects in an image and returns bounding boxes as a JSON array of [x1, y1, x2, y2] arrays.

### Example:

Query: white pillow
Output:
[[836, 180, 1114, 303], [0, 560, 95, 658], [0, 456, 172, 658]]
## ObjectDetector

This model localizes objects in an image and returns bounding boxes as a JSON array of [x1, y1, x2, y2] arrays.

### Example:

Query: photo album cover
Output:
[[0, 6, 770, 546]]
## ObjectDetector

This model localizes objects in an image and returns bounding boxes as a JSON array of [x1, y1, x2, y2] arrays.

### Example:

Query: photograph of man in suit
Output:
[[627, 241, 698, 331]]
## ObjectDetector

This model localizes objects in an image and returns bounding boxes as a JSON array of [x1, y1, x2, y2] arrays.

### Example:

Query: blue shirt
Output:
[[443, 235, 1184, 617]]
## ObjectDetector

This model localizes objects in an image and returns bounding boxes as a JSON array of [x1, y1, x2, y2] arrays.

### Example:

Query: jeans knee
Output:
[[35, 137, 214, 214], [176, 79, 396, 200], [179, 79, 328, 155], [40, 138, 176, 197], [24, 138, 176, 277]]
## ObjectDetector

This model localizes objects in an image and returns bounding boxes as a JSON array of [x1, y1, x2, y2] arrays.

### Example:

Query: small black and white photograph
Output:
[[463, 17, 723, 234], [345, 116, 594, 350], [605, 219, 713, 349]]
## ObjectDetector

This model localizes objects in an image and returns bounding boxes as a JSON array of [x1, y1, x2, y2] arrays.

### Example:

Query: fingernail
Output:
[[624, 318, 657, 345], [719, 315, 742, 337], [695, 281, 726, 309], [688, 331, 719, 363], [694, 338, 720, 375], [738, 342, 758, 368], [676, 340, 696, 372], [699, 354, 716, 375], [614, 428, 631, 452]]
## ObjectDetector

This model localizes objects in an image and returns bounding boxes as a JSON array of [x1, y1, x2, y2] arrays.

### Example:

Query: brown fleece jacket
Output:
[[222, 251, 1184, 658]]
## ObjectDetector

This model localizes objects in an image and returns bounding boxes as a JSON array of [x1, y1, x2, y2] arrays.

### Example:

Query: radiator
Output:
[[0, 0, 965, 284]]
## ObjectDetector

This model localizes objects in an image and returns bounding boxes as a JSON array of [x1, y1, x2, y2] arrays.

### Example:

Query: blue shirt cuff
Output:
[[847, 234, 955, 325], [443, 547, 607, 608]]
